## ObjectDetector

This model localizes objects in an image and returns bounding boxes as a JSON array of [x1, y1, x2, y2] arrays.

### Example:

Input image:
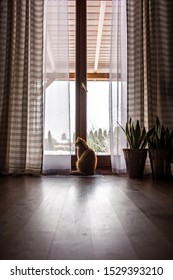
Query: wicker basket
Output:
[[123, 149, 147, 179], [149, 149, 173, 179]]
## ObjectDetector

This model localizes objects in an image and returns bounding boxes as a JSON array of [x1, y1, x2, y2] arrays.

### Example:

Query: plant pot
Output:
[[149, 149, 172, 180], [123, 149, 147, 179]]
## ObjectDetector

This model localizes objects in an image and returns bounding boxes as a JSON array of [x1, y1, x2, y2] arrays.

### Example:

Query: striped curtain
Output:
[[0, 0, 44, 175], [127, 0, 173, 129]]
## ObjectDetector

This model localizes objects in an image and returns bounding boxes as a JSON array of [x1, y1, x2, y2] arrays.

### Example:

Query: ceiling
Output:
[[45, 0, 112, 78]]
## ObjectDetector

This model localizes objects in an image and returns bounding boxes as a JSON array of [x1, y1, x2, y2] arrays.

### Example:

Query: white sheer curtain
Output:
[[43, 0, 71, 174], [109, 0, 127, 173]]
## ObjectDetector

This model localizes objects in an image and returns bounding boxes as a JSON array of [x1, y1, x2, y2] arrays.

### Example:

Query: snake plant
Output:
[[147, 117, 173, 149], [118, 118, 147, 149]]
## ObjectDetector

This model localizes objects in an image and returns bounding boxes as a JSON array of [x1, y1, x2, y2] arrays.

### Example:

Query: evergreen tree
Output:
[[48, 130, 54, 150], [103, 129, 107, 138], [88, 130, 95, 149], [94, 130, 98, 138], [61, 132, 67, 141]]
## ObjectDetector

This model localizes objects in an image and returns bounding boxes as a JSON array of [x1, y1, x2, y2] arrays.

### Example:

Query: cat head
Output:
[[75, 137, 88, 147]]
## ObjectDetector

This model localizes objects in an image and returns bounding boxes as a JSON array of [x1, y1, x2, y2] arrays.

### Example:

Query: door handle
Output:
[[81, 82, 88, 92]]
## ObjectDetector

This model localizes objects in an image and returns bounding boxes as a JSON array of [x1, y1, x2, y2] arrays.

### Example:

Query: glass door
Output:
[[87, 0, 112, 157], [43, 0, 72, 174], [43, 0, 112, 173], [74, 0, 112, 168]]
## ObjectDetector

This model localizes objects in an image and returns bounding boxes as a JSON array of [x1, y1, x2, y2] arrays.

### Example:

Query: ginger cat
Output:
[[72, 137, 97, 175]]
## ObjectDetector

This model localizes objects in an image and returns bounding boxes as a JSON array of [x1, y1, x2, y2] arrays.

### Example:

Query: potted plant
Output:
[[147, 117, 173, 179], [118, 118, 147, 179]]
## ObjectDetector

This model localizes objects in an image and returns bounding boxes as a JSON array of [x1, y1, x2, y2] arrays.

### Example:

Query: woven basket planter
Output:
[[123, 149, 147, 179], [149, 149, 173, 179]]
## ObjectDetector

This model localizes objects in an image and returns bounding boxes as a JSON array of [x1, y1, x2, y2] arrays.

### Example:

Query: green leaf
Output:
[[147, 117, 173, 149], [117, 118, 147, 149]]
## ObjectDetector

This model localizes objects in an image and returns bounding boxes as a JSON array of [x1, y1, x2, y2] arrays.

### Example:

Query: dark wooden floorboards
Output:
[[0, 175, 173, 260]]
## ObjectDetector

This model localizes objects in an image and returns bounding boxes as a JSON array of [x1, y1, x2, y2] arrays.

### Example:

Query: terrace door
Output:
[[43, 0, 112, 173], [74, 0, 112, 169]]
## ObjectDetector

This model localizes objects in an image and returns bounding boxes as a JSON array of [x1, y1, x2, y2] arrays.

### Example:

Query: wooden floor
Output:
[[0, 174, 173, 260]]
